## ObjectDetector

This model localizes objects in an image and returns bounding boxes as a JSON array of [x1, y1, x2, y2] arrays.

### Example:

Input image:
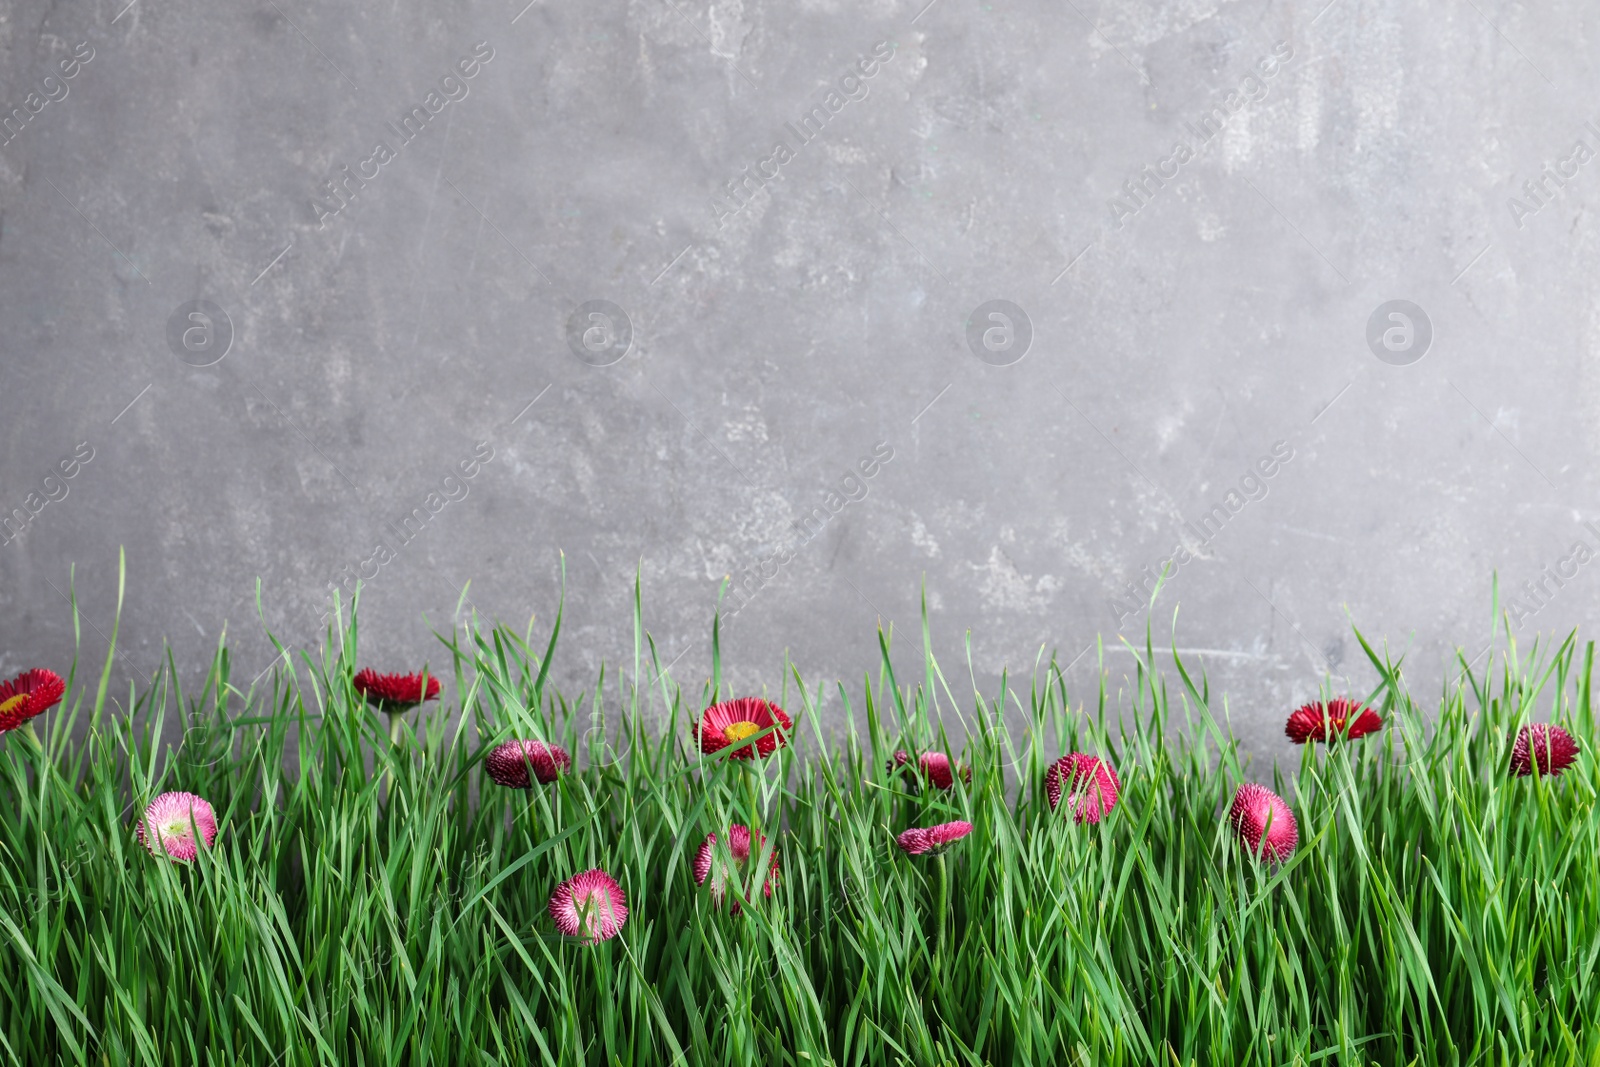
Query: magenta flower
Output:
[[485, 739, 571, 788], [692, 825, 780, 912], [1511, 723, 1579, 778], [1228, 783, 1297, 863], [1045, 753, 1121, 824], [897, 818, 970, 964], [692, 698, 793, 761], [895, 820, 973, 857], [888, 750, 970, 790], [549, 868, 628, 943], [136, 791, 218, 862]]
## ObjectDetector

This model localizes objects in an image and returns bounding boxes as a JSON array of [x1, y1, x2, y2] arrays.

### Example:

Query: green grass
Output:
[[3, 562, 1599, 1066]]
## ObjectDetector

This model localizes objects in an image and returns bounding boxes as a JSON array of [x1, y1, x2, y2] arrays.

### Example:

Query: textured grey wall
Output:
[[2, 0, 1596, 765]]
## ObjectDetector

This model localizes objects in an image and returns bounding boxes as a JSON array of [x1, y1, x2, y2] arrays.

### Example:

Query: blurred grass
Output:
[[1, 561, 1598, 1066]]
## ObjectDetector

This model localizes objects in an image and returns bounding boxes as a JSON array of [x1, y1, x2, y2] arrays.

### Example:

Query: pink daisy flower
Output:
[[692, 825, 780, 912], [353, 668, 441, 711], [1285, 697, 1383, 744], [1044, 753, 1121, 824], [0, 668, 65, 733], [136, 791, 219, 862], [548, 868, 628, 943], [888, 750, 970, 790], [485, 739, 571, 787], [692, 697, 793, 761], [1229, 783, 1297, 863], [895, 820, 973, 857], [1511, 723, 1579, 778]]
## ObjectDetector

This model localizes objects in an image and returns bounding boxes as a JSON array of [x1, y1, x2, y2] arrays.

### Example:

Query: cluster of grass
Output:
[[2, 566, 1598, 1066]]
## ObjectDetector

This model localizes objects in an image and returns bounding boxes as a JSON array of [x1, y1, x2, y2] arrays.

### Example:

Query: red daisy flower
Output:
[[692, 825, 780, 912], [136, 791, 219, 862], [352, 669, 441, 711], [1045, 753, 1121, 824], [895, 820, 973, 857], [549, 868, 628, 943], [1284, 697, 1383, 744], [888, 750, 970, 790], [1511, 723, 1579, 778], [485, 739, 571, 788], [0, 668, 65, 733], [693, 697, 793, 761], [1229, 783, 1297, 863]]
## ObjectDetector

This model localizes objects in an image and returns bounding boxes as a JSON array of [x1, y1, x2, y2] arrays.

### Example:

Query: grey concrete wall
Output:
[[2, 0, 1597, 767]]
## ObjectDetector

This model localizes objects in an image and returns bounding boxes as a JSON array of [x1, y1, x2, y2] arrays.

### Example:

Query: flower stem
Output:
[[934, 852, 948, 976], [384, 711, 404, 799], [20, 721, 45, 780], [745, 762, 761, 828]]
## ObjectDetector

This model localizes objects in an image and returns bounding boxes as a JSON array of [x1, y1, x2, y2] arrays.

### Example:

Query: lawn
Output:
[[1, 567, 1596, 1065]]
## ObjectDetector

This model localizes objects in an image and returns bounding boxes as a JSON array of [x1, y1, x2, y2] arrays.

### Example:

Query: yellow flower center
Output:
[[723, 720, 760, 743], [0, 695, 27, 718]]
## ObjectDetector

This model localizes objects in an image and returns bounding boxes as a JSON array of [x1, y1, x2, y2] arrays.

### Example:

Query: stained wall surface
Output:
[[2, 0, 1596, 765]]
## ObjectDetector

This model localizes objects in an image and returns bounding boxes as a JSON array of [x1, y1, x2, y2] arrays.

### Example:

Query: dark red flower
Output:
[[692, 698, 792, 761], [1229, 783, 1297, 863], [1285, 697, 1383, 744], [353, 669, 441, 711], [888, 750, 970, 790], [485, 739, 571, 787], [693, 825, 780, 912], [1511, 723, 1579, 778], [895, 820, 973, 857], [1045, 753, 1121, 824], [0, 669, 65, 733]]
